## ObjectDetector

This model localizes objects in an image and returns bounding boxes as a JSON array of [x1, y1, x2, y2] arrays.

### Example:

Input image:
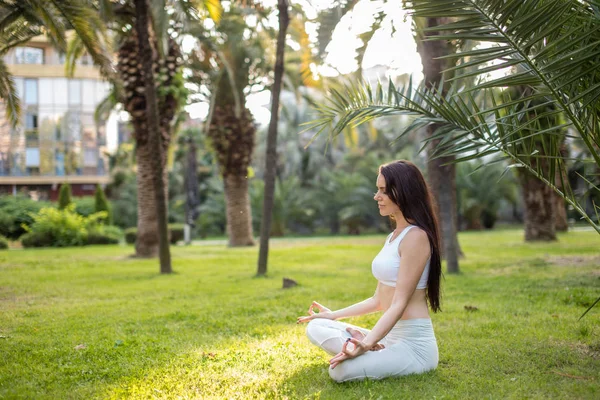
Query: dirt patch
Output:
[[546, 255, 600, 268], [551, 339, 600, 360]]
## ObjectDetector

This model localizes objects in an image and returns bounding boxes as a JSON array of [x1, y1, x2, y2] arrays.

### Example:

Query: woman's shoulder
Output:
[[403, 226, 430, 246]]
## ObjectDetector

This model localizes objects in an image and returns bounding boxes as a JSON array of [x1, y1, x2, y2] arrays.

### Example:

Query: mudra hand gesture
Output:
[[297, 301, 334, 324], [329, 338, 385, 369]]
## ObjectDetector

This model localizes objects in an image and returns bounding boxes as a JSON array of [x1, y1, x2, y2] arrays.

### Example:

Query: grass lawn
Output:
[[0, 229, 599, 399]]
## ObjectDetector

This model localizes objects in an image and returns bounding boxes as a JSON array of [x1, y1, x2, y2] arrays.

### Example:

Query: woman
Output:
[[297, 160, 442, 382]]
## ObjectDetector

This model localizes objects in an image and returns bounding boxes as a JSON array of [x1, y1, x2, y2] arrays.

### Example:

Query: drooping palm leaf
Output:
[[0, 58, 20, 127], [307, 0, 600, 234]]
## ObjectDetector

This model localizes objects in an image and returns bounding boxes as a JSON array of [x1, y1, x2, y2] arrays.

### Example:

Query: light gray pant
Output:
[[306, 318, 438, 382]]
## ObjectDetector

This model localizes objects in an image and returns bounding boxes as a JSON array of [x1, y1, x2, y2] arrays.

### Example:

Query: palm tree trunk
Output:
[[224, 174, 254, 246], [416, 17, 460, 273], [257, 0, 289, 275], [134, 0, 171, 273], [135, 139, 168, 257], [520, 171, 556, 241], [427, 153, 460, 272]]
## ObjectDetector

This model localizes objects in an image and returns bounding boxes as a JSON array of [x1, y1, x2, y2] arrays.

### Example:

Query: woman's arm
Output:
[[361, 229, 431, 348], [330, 283, 384, 320], [297, 284, 383, 324]]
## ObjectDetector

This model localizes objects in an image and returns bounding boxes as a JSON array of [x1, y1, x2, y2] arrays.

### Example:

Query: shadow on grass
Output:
[[277, 361, 443, 399]]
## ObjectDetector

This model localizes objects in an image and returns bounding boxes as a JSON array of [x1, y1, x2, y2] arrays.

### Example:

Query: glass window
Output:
[[25, 113, 38, 130], [15, 47, 44, 64], [68, 79, 81, 105], [25, 148, 40, 167], [83, 148, 98, 167], [24, 79, 38, 105]]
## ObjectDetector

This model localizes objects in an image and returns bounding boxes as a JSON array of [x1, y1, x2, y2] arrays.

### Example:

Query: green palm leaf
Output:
[[0, 59, 20, 127], [307, 0, 600, 234]]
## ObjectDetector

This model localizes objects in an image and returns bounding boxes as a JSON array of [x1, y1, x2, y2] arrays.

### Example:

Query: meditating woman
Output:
[[297, 160, 442, 382]]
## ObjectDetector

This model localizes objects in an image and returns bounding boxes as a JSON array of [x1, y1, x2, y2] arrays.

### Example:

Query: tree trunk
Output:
[[184, 137, 200, 244], [416, 17, 460, 273], [257, 0, 289, 275], [134, 0, 171, 273], [554, 141, 569, 231], [520, 171, 557, 241], [224, 174, 255, 246], [427, 152, 460, 272], [554, 185, 569, 232], [135, 140, 168, 257]]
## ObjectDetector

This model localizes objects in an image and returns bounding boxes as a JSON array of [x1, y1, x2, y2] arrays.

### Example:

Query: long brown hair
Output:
[[379, 160, 442, 312]]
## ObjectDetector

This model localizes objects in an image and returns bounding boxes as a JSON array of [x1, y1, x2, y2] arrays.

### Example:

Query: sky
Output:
[[184, 0, 424, 124]]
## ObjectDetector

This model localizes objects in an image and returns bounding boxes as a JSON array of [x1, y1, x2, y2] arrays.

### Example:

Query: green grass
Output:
[[0, 229, 599, 399]]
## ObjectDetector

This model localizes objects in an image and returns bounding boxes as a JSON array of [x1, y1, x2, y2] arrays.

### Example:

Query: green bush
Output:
[[169, 224, 184, 244], [87, 225, 123, 245], [125, 227, 137, 244], [58, 183, 72, 210], [20, 205, 109, 248], [123, 224, 183, 245], [94, 186, 112, 225], [74, 197, 96, 217], [0, 235, 8, 249], [0, 195, 51, 239], [20, 231, 54, 248]]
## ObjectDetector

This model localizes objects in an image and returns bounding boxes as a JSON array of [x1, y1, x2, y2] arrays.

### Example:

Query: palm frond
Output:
[[405, 0, 600, 165], [94, 87, 119, 125], [49, 0, 115, 80], [315, 0, 360, 63], [0, 58, 20, 127], [64, 33, 85, 78], [22, 0, 67, 50]]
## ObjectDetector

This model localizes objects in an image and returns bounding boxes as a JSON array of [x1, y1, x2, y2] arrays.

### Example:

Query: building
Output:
[[0, 35, 118, 200]]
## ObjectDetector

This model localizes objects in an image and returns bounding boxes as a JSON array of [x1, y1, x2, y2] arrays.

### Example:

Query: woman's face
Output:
[[374, 174, 400, 217]]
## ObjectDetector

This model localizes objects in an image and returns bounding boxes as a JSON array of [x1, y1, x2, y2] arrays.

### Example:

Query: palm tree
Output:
[[83, 0, 220, 258], [257, 0, 290, 275], [0, 0, 113, 127], [307, 0, 600, 235], [188, 6, 270, 247], [414, 16, 461, 272], [132, 0, 171, 272]]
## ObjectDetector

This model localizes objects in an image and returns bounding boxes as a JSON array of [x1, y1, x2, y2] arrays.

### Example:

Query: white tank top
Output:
[[371, 225, 430, 289]]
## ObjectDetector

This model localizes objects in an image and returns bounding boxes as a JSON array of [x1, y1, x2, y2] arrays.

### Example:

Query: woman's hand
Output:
[[296, 301, 334, 324], [329, 338, 384, 369]]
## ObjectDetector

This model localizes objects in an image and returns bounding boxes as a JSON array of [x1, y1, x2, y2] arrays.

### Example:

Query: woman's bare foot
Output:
[[346, 327, 366, 341]]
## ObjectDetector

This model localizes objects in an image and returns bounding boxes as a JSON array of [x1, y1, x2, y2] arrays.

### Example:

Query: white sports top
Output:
[[371, 225, 430, 289]]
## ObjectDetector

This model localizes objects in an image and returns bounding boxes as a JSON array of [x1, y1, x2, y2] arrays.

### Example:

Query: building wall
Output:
[[0, 36, 117, 198]]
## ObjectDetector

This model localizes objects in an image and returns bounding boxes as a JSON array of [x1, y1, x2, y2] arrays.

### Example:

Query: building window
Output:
[[24, 79, 38, 105], [25, 112, 38, 131], [15, 47, 44, 64], [83, 148, 97, 167], [25, 112, 38, 146], [68, 79, 82, 106], [25, 148, 40, 167]]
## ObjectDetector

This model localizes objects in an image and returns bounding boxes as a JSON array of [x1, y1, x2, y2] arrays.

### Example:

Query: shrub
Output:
[[21, 205, 88, 247], [58, 183, 72, 210], [20, 231, 54, 248], [123, 224, 183, 245], [74, 197, 96, 217], [20, 205, 109, 248], [169, 224, 184, 244], [0, 196, 51, 239], [0, 235, 8, 249], [87, 225, 123, 245], [94, 186, 112, 225], [125, 227, 137, 244]]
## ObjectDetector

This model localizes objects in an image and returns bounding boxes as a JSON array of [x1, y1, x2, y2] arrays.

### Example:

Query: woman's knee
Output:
[[306, 318, 329, 336], [328, 364, 361, 383]]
